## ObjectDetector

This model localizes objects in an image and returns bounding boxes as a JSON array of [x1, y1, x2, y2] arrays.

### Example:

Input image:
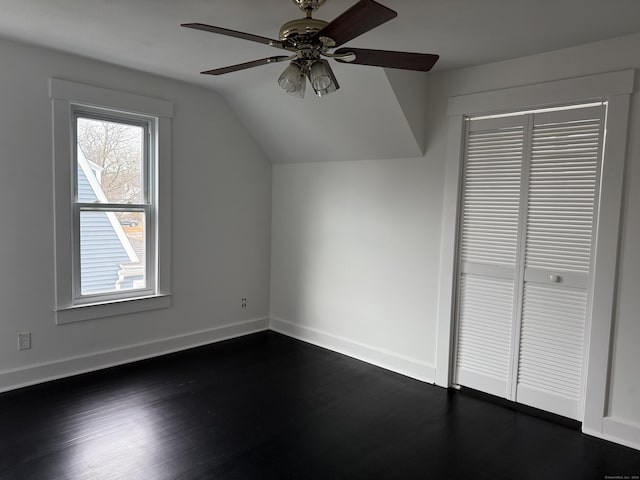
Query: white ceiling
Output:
[[2, 0, 640, 163]]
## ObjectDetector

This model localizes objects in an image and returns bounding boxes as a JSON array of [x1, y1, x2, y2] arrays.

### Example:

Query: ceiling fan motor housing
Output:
[[279, 18, 328, 42]]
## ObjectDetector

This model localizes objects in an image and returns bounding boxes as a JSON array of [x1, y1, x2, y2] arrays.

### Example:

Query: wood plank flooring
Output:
[[1, 331, 639, 479]]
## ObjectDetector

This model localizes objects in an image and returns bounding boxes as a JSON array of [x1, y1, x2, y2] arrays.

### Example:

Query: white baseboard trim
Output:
[[0, 317, 269, 394], [602, 417, 640, 451], [270, 316, 436, 383], [583, 417, 640, 451]]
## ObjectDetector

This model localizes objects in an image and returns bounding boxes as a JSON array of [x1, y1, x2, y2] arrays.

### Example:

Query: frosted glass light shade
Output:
[[278, 62, 306, 98], [309, 59, 339, 97]]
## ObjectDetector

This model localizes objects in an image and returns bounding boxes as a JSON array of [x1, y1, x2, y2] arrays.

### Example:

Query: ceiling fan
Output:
[[181, 0, 439, 98]]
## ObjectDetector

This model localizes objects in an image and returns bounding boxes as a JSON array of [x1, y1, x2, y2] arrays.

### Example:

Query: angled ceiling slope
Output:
[[225, 62, 427, 164]]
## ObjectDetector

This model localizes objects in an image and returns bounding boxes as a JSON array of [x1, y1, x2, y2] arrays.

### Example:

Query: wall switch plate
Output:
[[18, 332, 31, 350]]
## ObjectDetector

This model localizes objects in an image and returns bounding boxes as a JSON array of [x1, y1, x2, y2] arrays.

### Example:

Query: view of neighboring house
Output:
[[77, 147, 143, 294]]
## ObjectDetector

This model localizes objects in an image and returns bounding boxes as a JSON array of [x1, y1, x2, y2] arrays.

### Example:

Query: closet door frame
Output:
[[435, 70, 633, 436]]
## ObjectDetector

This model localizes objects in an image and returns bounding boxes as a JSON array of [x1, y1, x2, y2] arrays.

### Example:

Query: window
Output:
[[75, 111, 151, 299], [51, 79, 172, 324]]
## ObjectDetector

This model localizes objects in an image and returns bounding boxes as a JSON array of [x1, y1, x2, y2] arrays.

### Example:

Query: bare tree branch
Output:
[[78, 118, 142, 203]]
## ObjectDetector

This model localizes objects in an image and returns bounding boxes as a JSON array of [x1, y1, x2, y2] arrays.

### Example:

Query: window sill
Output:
[[55, 294, 171, 325]]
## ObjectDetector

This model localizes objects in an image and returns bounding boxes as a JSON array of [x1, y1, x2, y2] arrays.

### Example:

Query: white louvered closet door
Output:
[[455, 116, 526, 398], [455, 104, 605, 420], [516, 106, 605, 419]]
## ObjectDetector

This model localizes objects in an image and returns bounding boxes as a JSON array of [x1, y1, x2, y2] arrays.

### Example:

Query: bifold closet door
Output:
[[454, 105, 605, 420], [516, 106, 605, 419], [454, 116, 526, 399]]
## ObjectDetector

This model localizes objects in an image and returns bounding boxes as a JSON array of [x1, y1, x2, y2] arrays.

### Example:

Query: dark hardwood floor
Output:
[[1, 331, 638, 479]]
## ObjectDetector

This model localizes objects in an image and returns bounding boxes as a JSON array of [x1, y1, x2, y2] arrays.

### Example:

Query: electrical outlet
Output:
[[18, 332, 31, 351], [241, 297, 247, 308]]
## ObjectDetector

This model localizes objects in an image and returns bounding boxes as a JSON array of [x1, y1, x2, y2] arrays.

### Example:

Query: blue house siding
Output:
[[77, 162, 133, 294], [77, 164, 96, 203]]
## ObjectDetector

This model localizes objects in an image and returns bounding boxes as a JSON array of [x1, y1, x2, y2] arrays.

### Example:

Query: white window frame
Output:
[[51, 79, 173, 324], [73, 108, 154, 302], [435, 70, 633, 437]]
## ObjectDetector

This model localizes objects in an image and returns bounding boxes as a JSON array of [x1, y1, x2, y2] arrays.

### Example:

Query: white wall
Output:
[[0, 38, 272, 390], [270, 33, 640, 445], [270, 158, 444, 380]]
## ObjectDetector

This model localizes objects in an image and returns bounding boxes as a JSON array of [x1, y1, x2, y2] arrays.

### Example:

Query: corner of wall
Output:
[[384, 68, 428, 154]]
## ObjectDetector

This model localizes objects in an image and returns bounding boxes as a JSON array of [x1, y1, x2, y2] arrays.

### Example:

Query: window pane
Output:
[[76, 117, 144, 204], [80, 211, 146, 295]]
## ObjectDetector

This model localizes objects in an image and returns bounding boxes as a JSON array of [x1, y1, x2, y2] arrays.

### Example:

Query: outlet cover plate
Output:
[[18, 332, 31, 350]]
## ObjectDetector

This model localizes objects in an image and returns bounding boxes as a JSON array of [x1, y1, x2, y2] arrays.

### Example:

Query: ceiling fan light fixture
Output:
[[278, 61, 307, 98], [183, 0, 440, 97], [309, 59, 339, 97]]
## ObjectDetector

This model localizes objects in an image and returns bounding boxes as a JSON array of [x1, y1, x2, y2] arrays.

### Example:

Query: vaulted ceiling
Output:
[[2, 0, 640, 163]]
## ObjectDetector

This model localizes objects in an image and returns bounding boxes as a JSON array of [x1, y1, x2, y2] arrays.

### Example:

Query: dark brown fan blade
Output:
[[181, 23, 287, 49], [335, 48, 439, 71], [201, 56, 291, 75], [315, 0, 397, 48]]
